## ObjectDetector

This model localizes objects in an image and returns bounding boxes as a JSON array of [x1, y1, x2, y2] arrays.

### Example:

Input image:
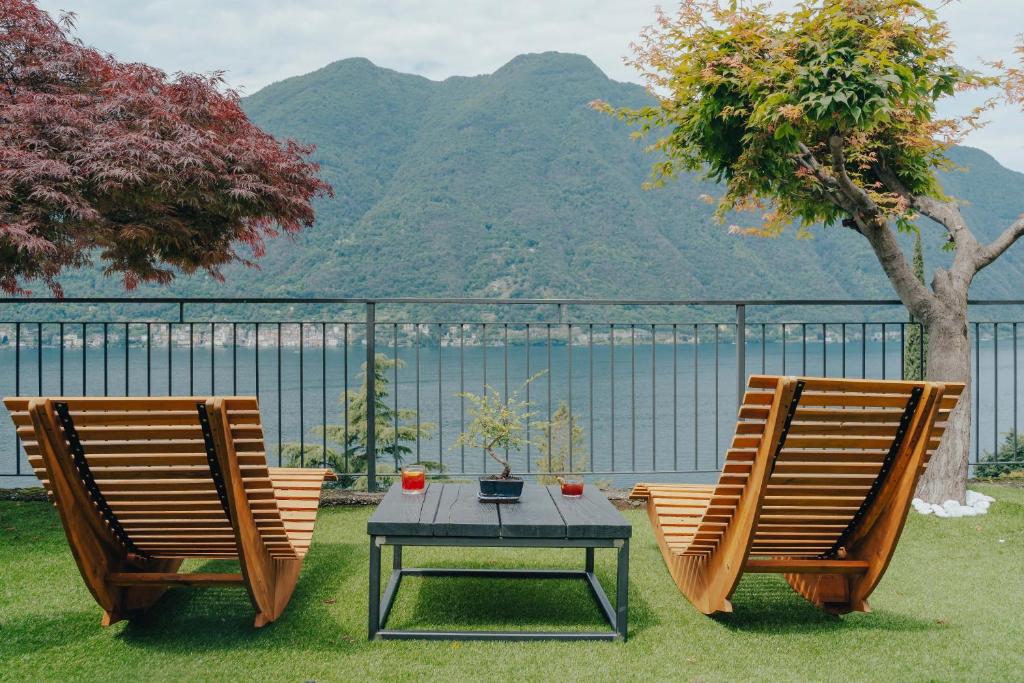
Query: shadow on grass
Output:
[[712, 574, 940, 635], [1, 541, 360, 654], [387, 566, 656, 637]]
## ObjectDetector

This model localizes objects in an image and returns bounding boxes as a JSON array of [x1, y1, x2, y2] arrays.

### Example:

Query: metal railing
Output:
[[1, 297, 1021, 490]]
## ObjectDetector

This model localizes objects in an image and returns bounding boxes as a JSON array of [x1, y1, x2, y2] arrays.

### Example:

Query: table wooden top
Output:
[[367, 483, 631, 539]]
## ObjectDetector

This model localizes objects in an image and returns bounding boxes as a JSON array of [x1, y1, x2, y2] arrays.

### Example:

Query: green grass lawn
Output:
[[1, 484, 1022, 682]]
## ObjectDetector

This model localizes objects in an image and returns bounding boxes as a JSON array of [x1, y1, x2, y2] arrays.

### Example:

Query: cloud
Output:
[[38, 0, 1024, 171]]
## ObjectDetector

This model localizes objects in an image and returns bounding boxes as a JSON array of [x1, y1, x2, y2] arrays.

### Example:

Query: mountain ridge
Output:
[[25, 52, 1024, 309]]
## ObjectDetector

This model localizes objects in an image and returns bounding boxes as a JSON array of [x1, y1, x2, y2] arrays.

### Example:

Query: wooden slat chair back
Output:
[[3, 395, 336, 627], [630, 375, 964, 615]]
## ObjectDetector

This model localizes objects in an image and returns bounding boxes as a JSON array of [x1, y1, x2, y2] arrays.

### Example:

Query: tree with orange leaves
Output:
[[596, 0, 1024, 503]]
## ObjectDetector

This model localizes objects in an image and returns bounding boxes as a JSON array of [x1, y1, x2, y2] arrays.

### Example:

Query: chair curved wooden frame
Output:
[[630, 375, 964, 616], [4, 395, 337, 628]]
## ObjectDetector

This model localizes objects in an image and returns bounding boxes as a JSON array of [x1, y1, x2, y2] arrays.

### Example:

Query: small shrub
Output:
[[975, 432, 1024, 478]]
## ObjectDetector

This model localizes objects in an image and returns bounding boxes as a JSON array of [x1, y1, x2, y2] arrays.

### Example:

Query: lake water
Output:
[[1, 335, 1020, 486]]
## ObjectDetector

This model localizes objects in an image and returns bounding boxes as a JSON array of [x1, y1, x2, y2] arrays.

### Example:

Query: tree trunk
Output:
[[916, 309, 971, 503]]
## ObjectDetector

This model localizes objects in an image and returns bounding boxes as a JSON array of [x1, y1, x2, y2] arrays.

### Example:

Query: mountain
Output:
[[29, 52, 1024, 314]]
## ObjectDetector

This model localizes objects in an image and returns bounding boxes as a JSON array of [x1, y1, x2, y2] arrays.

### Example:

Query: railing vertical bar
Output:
[[435, 322, 442, 478], [547, 323, 553, 473], [673, 324, 678, 471], [255, 322, 261, 399], [187, 322, 193, 395], [460, 323, 466, 472], [714, 324, 719, 464], [59, 322, 64, 394], [81, 323, 86, 393], [322, 322, 327, 468], [568, 321, 574, 473], [994, 322, 999, 458], [415, 324, 421, 463], [344, 323, 349, 475], [1014, 322, 1018, 445], [882, 323, 887, 379], [36, 323, 42, 397], [610, 323, 615, 472], [300, 323, 306, 467], [900, 322, 906, 380], [841, 323, 847, 378], [821, 322, 827, 376], [861, 323, 867, 379], [277, 322, 282, 466], [14, 322, 20, 474], [651, 324, 656, 471], [781, 323, 786, 375], [145, 323, 151, 396], [211, 323, 216, 394], [760, 323, 766, 373], [630, 324, 635, 472], [524, 324, 529, 472], [233, 322, 238, 394], [482, 323, 488, 471], [504, 323, 509, 400], [104, 323, 109, 395], [736, 304, 745, 411], [393, 323, 399, 471], [693, 323, 698, 470], [125, 323, 130, 396], [974, 322, 980, 461], [585, 324, 594, 475], [801, 322, 806, 375], [365, 305, 376, 491], [166, 323, 171, 395]]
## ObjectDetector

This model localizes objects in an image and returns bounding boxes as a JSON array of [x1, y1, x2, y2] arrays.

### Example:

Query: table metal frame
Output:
[[368, 535, 630, 641]]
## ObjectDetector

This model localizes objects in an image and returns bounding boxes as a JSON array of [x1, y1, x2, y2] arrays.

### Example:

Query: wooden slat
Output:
[[744, 559, 870, 574]]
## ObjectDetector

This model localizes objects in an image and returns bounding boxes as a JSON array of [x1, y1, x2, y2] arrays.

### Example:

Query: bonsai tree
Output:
[[596, 0, 1024, 503], [1, 0, 331, 295], [455, 378, 540, 480]]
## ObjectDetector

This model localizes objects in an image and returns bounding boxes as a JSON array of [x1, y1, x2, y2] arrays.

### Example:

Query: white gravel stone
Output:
[[910, 490, 995, 518]]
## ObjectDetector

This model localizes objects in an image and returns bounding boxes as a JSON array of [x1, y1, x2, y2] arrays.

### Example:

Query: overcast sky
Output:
[[37, 0, 1024, 171]]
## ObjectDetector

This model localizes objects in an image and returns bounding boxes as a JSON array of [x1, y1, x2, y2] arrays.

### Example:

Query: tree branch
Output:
[[975, 214, 1024, 272], [828, 134, 878, 218], [794, 142, 861, 226], [802, 136, 937, 317], [872, 159, 969, 241]]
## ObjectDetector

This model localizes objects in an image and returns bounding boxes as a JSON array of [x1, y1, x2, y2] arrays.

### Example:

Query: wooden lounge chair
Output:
[[630, 375, 964, 616], [3, 396, 336, 628]]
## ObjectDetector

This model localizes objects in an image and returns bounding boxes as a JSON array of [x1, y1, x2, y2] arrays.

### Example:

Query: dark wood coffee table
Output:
[[366, 482, 631, 641]]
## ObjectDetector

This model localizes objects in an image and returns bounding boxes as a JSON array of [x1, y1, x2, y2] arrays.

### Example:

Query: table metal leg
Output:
[[368, 535, 381, 639], [616, 538, 629, 640], [367, 537, 629, 641]]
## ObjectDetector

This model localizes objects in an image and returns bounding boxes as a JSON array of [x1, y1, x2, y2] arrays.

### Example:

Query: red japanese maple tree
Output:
[[0, 0, 333, 295]]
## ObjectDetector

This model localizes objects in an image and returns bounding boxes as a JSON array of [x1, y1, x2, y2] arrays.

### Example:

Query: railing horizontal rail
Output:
[[1, 298, 1021, 490]]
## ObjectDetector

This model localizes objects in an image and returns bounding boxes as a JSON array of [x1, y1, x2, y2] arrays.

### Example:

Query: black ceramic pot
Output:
[[479, 477, 524, 498]]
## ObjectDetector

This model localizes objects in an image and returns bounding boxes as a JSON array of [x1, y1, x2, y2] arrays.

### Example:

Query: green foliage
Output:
[[534, 401, 588, 484], [454, 373, 543, 478], [976, 432, 1024, 478], [903, 232, 927, 380], [603, 1, 986, 235], [283, 353, 437, 487]]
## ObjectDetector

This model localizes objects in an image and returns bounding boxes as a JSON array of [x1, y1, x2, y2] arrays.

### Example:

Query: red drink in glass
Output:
[[560, 480, 584, 497], [401, 466, 426, 494]]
